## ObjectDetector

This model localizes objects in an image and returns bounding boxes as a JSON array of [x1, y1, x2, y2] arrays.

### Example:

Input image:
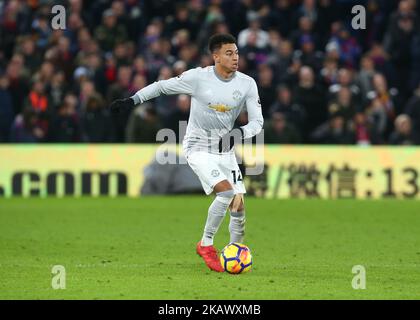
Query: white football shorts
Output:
[[186, 151, 246, 195]]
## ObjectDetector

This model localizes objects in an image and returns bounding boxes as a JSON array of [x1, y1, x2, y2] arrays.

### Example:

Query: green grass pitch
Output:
[[1, 197, 419, 299]]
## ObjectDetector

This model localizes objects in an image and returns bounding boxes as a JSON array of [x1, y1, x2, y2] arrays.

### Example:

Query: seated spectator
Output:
[[257, 64, 276, 118], [48, 70, 68, 110], [293, 35, 324, 72], [355, 55, 376, 101], [329, 68, 362, 107], [5, 56, 31, 116], [18, 36, 42, 74], [383, 0, 418, 101], [389, 114, 418, 145], [351, 112, 383, 146], [94, 9, 127, 53], [24, 79, 51, 134], [107, 65, 135, 142], [264, 112, 301, 144], [292, 66, 327, 142], [328, 87, 358, 123], [125, 103, 162, 143], [290, 16, 321, 51], [81, 94, 115, 142], [365, 73, 399, 138], [240, 31, 270, 71], [267, 40, 293, 84], [47, 102, 82, 142], [238, 14, 270, 50], [269, 85, 305, 132], [0, 73, 14, 142], [404, 84, 420, 143], [367, 73, 399, 115], [365, 97, 389, 141], [326, 22, 361, 69], [311, 113, 355, 144], [320, 57, 339, 87], [10, 107, 45, 143]]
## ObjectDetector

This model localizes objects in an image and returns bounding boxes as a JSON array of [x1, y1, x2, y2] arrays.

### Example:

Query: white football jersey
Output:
[[132, 66, 264, 155]]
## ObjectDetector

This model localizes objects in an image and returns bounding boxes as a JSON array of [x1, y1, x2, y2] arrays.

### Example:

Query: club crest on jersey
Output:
[[232, 90, 243, 101], [211, 170, 220, 177]]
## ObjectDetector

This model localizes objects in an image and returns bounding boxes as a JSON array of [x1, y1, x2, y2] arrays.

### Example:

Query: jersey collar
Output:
[[212, 66, 236, 82]]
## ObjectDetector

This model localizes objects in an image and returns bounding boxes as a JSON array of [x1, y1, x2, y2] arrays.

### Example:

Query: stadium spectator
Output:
[[81, 93, 115, 143], [389, 114, 417, 145], [24, 79, 50, 134], [10, 107, 45, 143], [5, 54, 30, 116], [164, 4, 198, 40], [78, 79, 97, 112], [0, 73, 14, 142], [290, 16, 321, 51], [292, 66, 327, 142], [352, 112, 383, 146], [94, 9, 127, 53], [328, 87, 358, 123], [266, 0, 294, 38], [326, 22, 362, 69], [383, 0, 419, 102], [269, 85, 305, 132], [48, 101, 82, 143], [257, 64, 276, 118], [264, 112, 302, 144], [320, 57, 339, 87], [355, 55, 376, 101], [404, 84, 420, 143], [239, 30, 269, 72], [31, 12, 52, 51], [18, 36, 42, 74], [366, 73, 399, 138], [293, 34, 324, 72], [311, 113, 355, 144], [125, 103, 162, 143], [329, 68, 362, 108], [48, 70, 68, 110], [238, 13, 270, 49]]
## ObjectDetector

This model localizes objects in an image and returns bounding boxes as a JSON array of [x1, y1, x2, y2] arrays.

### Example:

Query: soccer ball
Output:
[[220, 243, 252, 274]]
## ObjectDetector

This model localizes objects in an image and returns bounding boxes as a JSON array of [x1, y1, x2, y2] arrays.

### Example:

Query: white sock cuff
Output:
[[216, 190, 235, 204], [230, 211, 245, 218]]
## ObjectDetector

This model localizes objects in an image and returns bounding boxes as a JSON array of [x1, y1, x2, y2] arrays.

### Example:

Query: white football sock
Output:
[[201, 190, 234, 246], [229, 211, 245, 244]]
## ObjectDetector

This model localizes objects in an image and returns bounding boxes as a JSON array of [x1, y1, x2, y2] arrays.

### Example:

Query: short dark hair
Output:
[[208, 33, 237, 53]]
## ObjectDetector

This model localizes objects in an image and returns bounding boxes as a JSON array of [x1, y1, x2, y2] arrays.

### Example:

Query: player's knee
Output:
[[214, 180, 233, 194]]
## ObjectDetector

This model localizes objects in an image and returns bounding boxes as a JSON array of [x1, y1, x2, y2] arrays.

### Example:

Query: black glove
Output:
[[218, 127, 244, 153], [110, 98, 135, 114]]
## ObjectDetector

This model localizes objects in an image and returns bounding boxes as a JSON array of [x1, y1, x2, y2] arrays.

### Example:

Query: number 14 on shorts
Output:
[[231, 170, 243, 184]]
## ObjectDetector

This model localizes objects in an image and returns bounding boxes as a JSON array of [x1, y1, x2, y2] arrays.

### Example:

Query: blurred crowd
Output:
[[1, 0, 420, 145]]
